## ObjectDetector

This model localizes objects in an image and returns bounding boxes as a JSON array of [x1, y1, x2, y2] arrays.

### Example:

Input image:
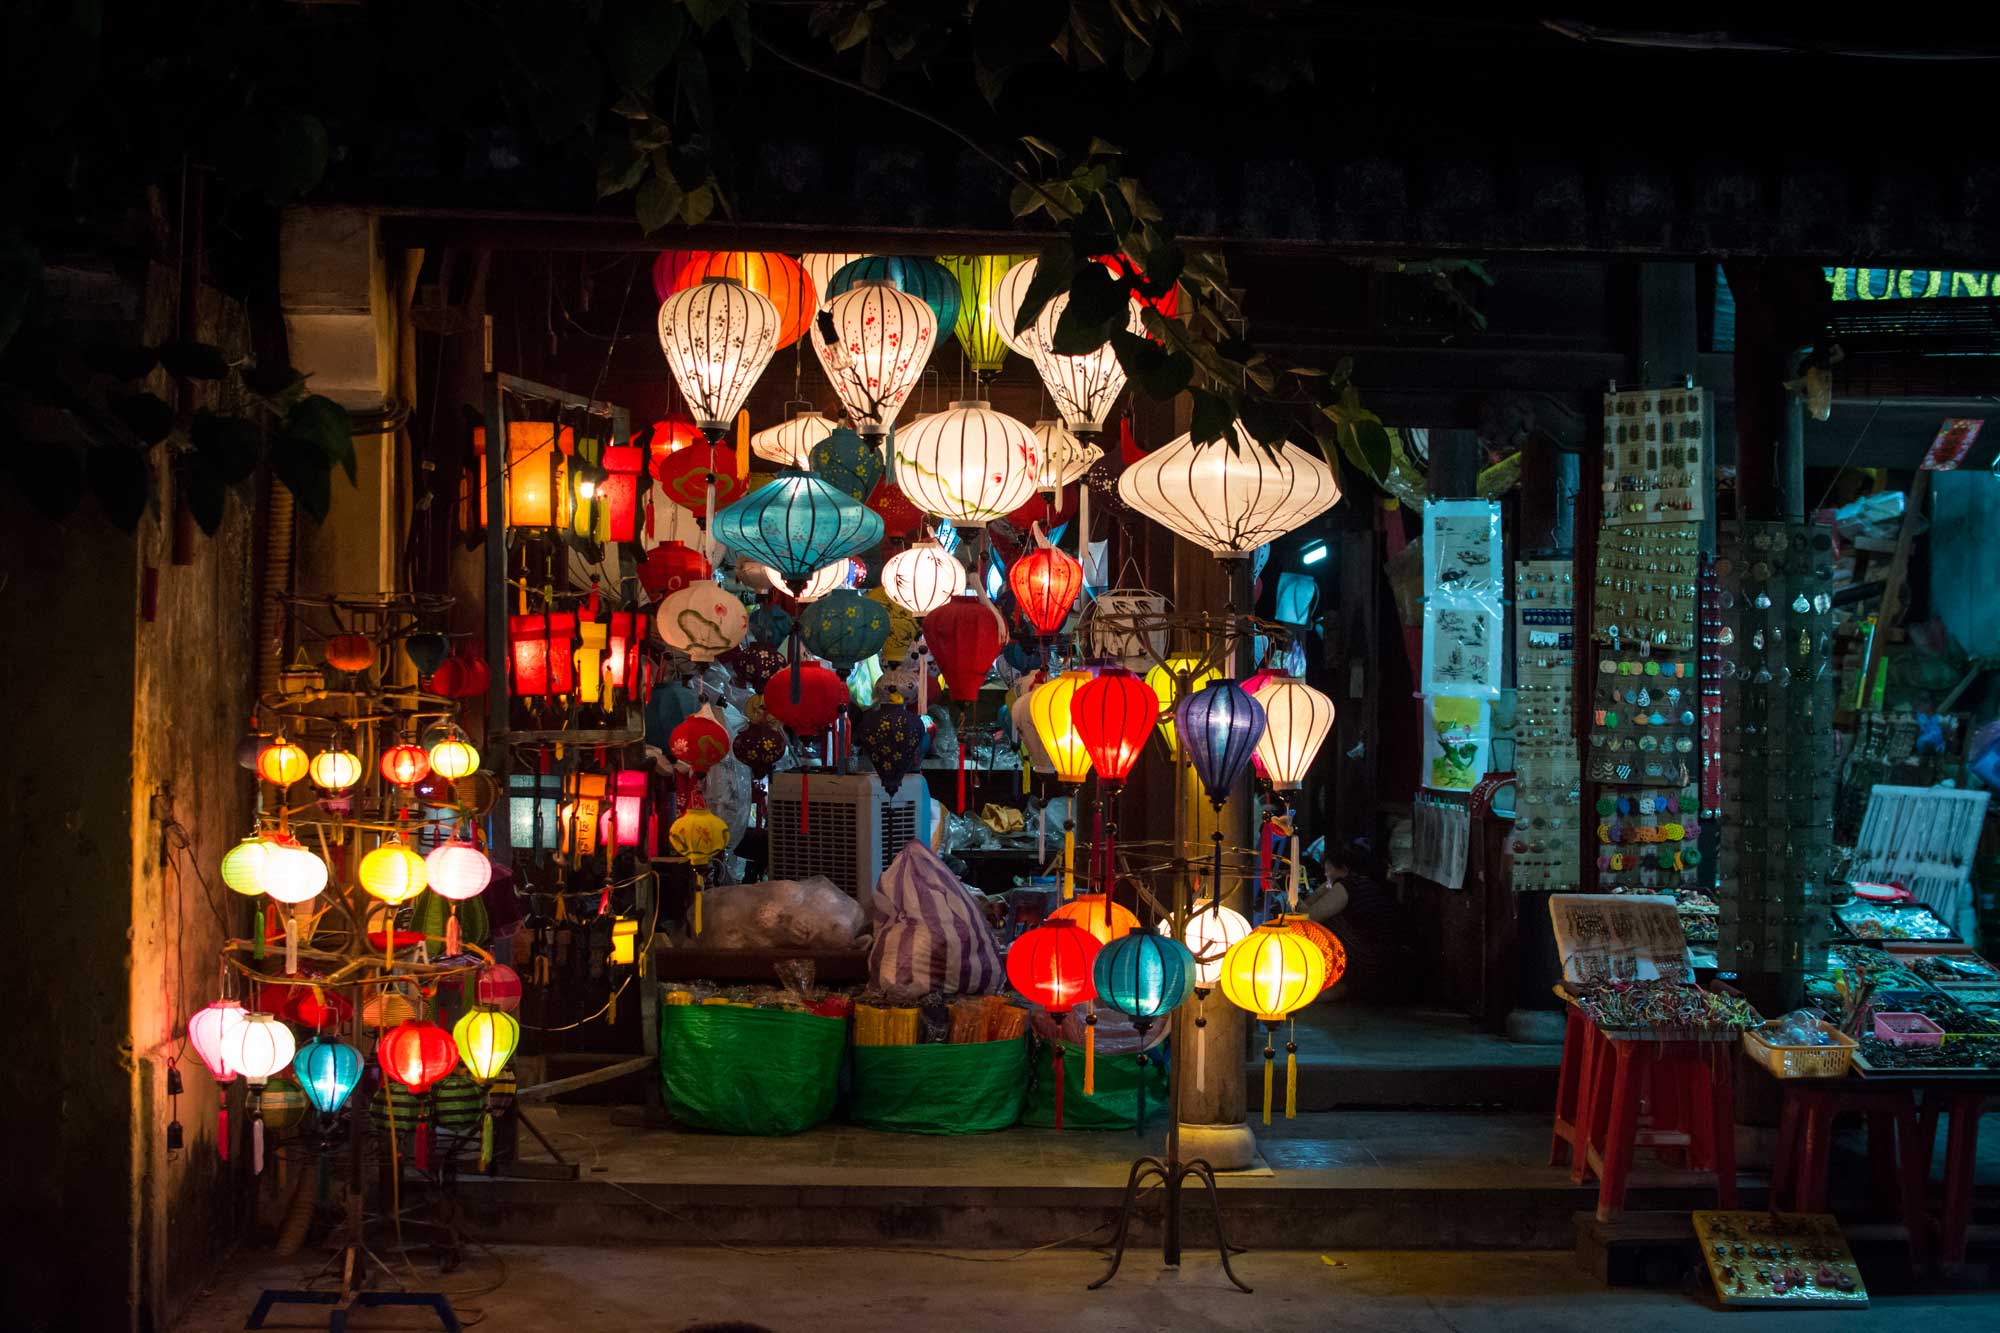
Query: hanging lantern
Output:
[[222, 1011, 296, 1171], [1049, 893, 1140, 945], [507, 772, 562, 854], [604, 609, 650, 702], [188, 998, 246, 1083], [435, 644, 491, 700], [938, 254, 1027, 380], [379, 743, 431, 789], [1218, 922, 1328, 1124], [1279, 913, 1348, 995], [360, 839, 428, 905], [1251, 674, 1336, 791], [1028, 669, 1095, 787], [308, 748, 363, 793], [361, 988, 421, 1030], [669, 806, 730, 865], [256, 738, 308, 788], [1162, 901, 1251, 989], [1005, 918, 1102, 1121], [604, 769, 651, 852], [293, 1038, 363, 1116], [800, 588, 891, 673], [665, 251, 814, 348], [1177, 680, 1267, 807], [474, 964, 523, 1014], [732, 720, 787, 779], [1144, 655, 1221, 759], [670, 709, 731, 773], [856, 703, 925, 793], [657, 277, 780, 436], [593, 442, 647, 543], [380, 1020, 459, 1093], [989, 257, 1044, 357], [1007, 537, 1083, 636], [891, 401, 1041, 523], [760, 662, 849, 735], [750, 408, 839, 469], [427, 731, 481, 782], [452, 1006, 522, 1084], [1095, 932, 1194, 1018], [881, 539, 963, 616], [865, 587, 917, 664], [324, 632, 375, 674], [477, 422, 572, 530], [825, 256, 961, 341], [1032, 419, 1103, 492], [768, 557, 853, 604], [1024, 288, 1143, 435], [811, 280, 937, 437], [221, 836, 277, 896], [711, 471, 884, 584], [867, 480, 927, 538], [1069, 667, 1155, 789], [655, 583, 749, 662], [922, 595, 1007, 703], [425, 840, 492, 901], [261, 838, 329, 905], [720, 642, 785, 692], [637, 541, 713, 598], [405, 632, 450, 680], [1117, 424, 1342, 558], [801, 252, 865, 309], [508, 611, 577, 697]]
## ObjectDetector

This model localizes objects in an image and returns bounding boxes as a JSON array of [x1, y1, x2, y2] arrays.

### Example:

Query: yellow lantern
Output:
[[427, 732, 482, 782], [256, 737, 308, 788], [670, 808, 731, 938], [452, 1006, 521, 1084], [308, 748, 363, 793], [359, 839, 428, 905], [1027, 669, 1095, 896], [1218, 922, 1327, 1125], [1143, 654, 1220, 758], [610, 917, 639, 965]]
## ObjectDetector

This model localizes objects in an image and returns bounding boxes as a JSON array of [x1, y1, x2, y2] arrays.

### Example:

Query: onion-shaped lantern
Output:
[[452, 1006, 521, 1084], [711, 471, 884, 585], [811, 280, 936, 437], [938, 254, 1027, 380], [657, 277, 780, 436], [1032, 419, 1103, 492], [379, 743, 431, 789], [800, 588, 891, 673], [669, 709, 731, 774], [1117, 423, 1342, 558], [1250, 674, 1336, 792], [1144, 654, 1220, 759], [1157, 900, 1250, 1091], [1007, 539, 1083, 638], [891, 401, 1040, 524], [824, 256, 961, 340], [663, 251, 813, 348]]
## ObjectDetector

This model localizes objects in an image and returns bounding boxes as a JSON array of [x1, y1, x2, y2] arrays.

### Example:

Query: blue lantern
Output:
[[809, 427, 884, 503], [1091, 931, 1194, 1134], [644, 679, 699, 752], [294, 1038, 363, 1116], [857, 703, 926, 793], [800, 589, 891, 673], [826, 257, 961, 341], [1175, 679, 1266, 810], [711, 471, 884, 585], [748, 602, 794, 648]]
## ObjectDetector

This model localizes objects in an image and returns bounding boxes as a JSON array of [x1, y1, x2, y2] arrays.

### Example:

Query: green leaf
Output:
[[1011, 242, 1077, 337], [184, 451, 228, 535], [0, 236, 41, 359], [635, 173, 684, 234], [10, 442, 85, 520], [269, 431, 332, 521], [86, 444, 150, 531], [284, 395, 356, 483], [1050, 262, 1127, 354], [109, 390, 174, 445], [191, 410, 263, 484], [1188, 389, 1236, 447], [597, 140, 649, 199], [82, 341, 158, 380], [1009, 182, 1047, 219], [1019, 135, 1061, 163], [831, 9, 871, 49], [156, 340, 228, 381], [1110, 329, 1192, 399], [242, 362, 309, 407], [1348, 417, 1393, 480], [603, 0, 687, 92], [1086, 137, 1124, 157], [680, 183, 716, 226]]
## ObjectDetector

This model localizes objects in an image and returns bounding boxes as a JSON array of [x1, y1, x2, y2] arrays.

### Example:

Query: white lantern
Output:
[[1025, 289, 1143, 435], [891, 400, 1040, 524], [733, 558, 777, 593], [990, 257, 1042, 356], [1251, 674, 1336, 791], [1117, 422, 1342, 558], [1161, 901, 1252, 988], [812, 280, 936, 437], [221, 1012, 297, 1087], [802, 252, 866, 309], [749, 408, 839, 469], [768, 558, 853, 603], [881, 539, 965, 616], [657, 278, 780, 435], [656, 582, 749, 662], [1032, 419, 1103, 492], [262, 842, 329, 905]]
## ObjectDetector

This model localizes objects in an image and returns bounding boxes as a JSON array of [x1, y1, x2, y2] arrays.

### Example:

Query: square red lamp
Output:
[[509, 611, 577, 697]]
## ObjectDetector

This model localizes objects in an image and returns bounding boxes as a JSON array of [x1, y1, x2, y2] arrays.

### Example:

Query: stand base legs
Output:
[[1089, 1156, 1252, 1294]]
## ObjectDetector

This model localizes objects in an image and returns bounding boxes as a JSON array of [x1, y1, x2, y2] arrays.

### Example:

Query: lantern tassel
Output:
[[1288, 823, 1303, 913], [284, 910, 299, 975], [1084, 1011, 1096, 1097], [479, 1110, 494, 1173], [1063, 824, 1075, 899], [1286, 1025, 1299, 1120], [253, 904, 266, 962], [218, 1090, 229, 1163], [1053, 1038, 1065, 1132], [956, 732, 966, 813], [414, 1113, 431, 1172], [692, 886, 703, 937], [1261, 1031, 1275, 1127], [253, 1109, 265, 1175], [1135, 1050, 1146, 1138], [1196, 1007, 1208, 1093], [445, 908, 462, 958], [1021, 746, 1031, 795]]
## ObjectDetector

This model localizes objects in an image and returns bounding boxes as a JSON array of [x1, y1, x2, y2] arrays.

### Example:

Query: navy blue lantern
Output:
[[826, 256, 961, 342], [799, 589, 891, 674], [1174, 679, 1267, 810]]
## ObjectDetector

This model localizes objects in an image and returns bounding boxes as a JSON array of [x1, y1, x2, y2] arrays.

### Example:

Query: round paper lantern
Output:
[[801, 252, 865, 309], [761, 662, 849, 734], [308, 748, 363, 793], [939, 254, 1026, 379], [891, 401, 1040, 523], [669, 807, 730, 865], [1069, 667, 1155, 788], [424, 840, 492, 901], [361, 988, 420, 1030], [1176, 680, 1267, 808], [1094, 930, 1194, 1021], [379, 1020, 459, 1094], [1280, 913, 1348, 994], [262, 839, 329, 905], [1005, 918, 1100, 1013], [1050, 893, 1140, 945], [222, 1012, 296, 1087], [1008, 541, 1084, 636], [637, 540, 713, 598], [1028, 669, 1095, 785], [882, 540, 964, 616], [923, 595, 1007, 703], [1118, 424, 1342, 558], [1025, 287, 1143, 434], [452, 1006, 522, 1084], [990, 257, 1043, 357], [379, 743, 431, 788], [1160, 901, 1251, 988], [188, 998, 247, 1081], [800, 589, 891, 672], [294, 1038, 363, 1115], [427, 732, 481, 782], [359, 839, 428, 905], [324, 632, 375, 673], [1032, 419, 1103, 492], [1251, 674, 1336, 792], [811, 280, 936, 437], [768, 558, 852, 603], [656, 583, 749, 662], [256, 738, 308, 788], [749, 408, 839, 469], [825, 256, 960, 342], [670, 711, 731, 773], [711, 471, 884, 584], [1144, 655, 1221, 758], [731, 720, 787, 778], [657, 277, 780, 435], [474, 964, 523, 1014], [221, 836, 276, 896], [857, 704, 925, 792], [667, 251, 813, 348], [1218, 923, 1326, 1022]]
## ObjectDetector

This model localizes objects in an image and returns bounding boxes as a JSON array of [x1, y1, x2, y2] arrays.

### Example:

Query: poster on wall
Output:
[[1422, 499, 1504, 699], [1422, 603, 1502, 698], [1421, 694, 1491, 791]]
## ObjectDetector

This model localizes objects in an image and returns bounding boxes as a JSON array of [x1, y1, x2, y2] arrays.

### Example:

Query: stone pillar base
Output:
[[1176, 1121, 1258, 1171]]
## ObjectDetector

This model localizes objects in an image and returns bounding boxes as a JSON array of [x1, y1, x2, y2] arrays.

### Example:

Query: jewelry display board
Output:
[[1692, 1211, 1867, 1308], [1602, 386, 1706, 525], [1715, 521, 1837, 977], [1513, 559, 1578, 891]]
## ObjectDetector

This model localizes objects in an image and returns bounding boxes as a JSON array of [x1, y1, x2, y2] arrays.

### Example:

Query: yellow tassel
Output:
[[1084, 1020, 1095, 1097], [693, 889, 703, 936], [735, 410, 750, 480], [607, 987, 617, 1025], [1286, 1048, 1298, 1119], [479, 1111, 494, 1173], [1063, 827, 1075, 899], [1262, 1051, 1274, 1126]]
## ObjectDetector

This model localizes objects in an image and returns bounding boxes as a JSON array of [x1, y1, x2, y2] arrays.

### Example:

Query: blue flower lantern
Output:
[[800, 589, 891, 673]]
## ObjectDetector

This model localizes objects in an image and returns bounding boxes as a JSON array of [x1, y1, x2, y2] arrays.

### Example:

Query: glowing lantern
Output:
[[1117, 424, 1342, 557], [825, 256, 960, 341], [1008, 539, 1083, 636], [811, 280, 936, 437], [891, 401, 1040, 523], [509, 611, 577, 697], [657, 277, 780, 436], [666, 251, 813, 348], [801, 252, 865, 309], [324, 632, 375, 673], [308, 748, 363, 793], [1069, 667, 1155, 788], [256, 738, 308, 788], [1024, 295, 1142, 436], [768, 558, 853, 604], [1177, 680, 1266, 808], [481, 422, 571, 530], [1145, 655, 1221, 758], [1162, 901, 1251, 989], [427, 731, 481, 782], [1027, 668, 1094, 897], [379, 743, 430, 789], [380, 1020, 459, 1093], [425, 840, 491, 901], [670, 806, 730, 865], [293, 1038, 363, 1116], [938, 254, 1027, 380], [223, 1012, 297, 1172], [1050, 893, 1140, 945], [1218, 922, 1328, 1124], [643, 417, 703, 473], [655, 583, 749, 662], [1005, 919, 1103, 1121], [711, 471, 884, 586], [1280, 913, 1347, 994], [750, 407, 840, 469], [637, 541, 712, 598], [452, 1007, 521, 1084], [881, 540, 963, 616], [189, 999, 246, 1083], [1092, 929, 1193, 1129], [360, 839, 428, 905], [1250, 674, 1335, 792], [1032, 419, 1103, 492], [923, 595, 1007, 703], [474, 964, 523, 1014], [670, 710, 731, 773], [221, 836, 276, 896], [595, 443, 647, 543], [262, 838, 329, 905], [990, 258, 1043, 356], [605, 769, 650, 852]]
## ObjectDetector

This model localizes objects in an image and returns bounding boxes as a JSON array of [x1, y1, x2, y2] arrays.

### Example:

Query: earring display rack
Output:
[[1513, 558, 1579, 891]]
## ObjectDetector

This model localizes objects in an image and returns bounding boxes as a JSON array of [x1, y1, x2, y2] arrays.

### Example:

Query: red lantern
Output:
[[598, 443, 646, 543], [1004, 918, 1103, 1127], [652, 442, 744, 512], [325, 632, 375, 673], [670, 713, 731, 773], [1070, 667, 1155, 788], [866, 481, 927, 538], [510, 611, 577, 697], [258, 974, 353, 1030], [1008, 543, 1084, 636], [1095, 253, 1181, 320], [636, 541, 713, 598], [922, 596, 1007, 703], [644, 417, 703, 476], [432, 645, 490, 700], [604, 610, 651, 700], [379, 743, 431, 788], [762, 663, 849, 735], [474, 963, 523, 1014], [603, 769, 652, 853], [379, 1019, 459, 1094]]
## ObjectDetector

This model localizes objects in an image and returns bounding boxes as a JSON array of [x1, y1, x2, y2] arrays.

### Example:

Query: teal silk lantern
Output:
[[711, 470, 884, 585], [800, 589, 891, 673], [644, 679, 700, 752], [809, 426, 885, 503], [825, 256, 961, 343], [747, 602, 794, 648], [1091, 930, 1195, 1134], [293, 1038, 363, 1116]]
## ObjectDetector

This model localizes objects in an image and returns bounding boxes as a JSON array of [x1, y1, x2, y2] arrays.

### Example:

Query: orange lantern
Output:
[[256, 737, 308, 788], [1049, 893, 1139, 946], [324, 632, 375, 673], [665, 251, 814, 349], [474, 423, 572, 530], [1280, 913, 1347, 994]]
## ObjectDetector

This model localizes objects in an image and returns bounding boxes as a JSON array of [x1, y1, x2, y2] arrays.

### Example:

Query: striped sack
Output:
[[869, 839, 1003, 997]]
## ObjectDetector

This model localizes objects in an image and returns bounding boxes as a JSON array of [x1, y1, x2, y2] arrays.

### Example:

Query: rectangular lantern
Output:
[[568, 434, 607, 541], [610, 917, 639, 965], [604, 610, 648, 701], [575, 619, 609, 705], [560, 772, 608, 859], [509, 611, 578, 697], [602, 769, 651, 853], [508, 772, 563, 852], [598, 444, 646, 544], [475, 423, 573, 531]]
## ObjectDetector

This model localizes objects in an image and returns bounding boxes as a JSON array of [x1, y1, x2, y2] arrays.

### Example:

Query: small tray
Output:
[[1835, 900, 1959, 944], [1744, 1022, 1858, 1080], [1873, 1012, 1944, 1048]]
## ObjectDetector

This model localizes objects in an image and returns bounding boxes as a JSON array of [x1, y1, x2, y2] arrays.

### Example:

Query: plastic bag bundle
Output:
[[698, 877, 868, 951]]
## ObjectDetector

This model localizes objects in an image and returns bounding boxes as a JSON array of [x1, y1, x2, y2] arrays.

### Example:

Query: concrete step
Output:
[[1263, 1059, 1558, 1112]]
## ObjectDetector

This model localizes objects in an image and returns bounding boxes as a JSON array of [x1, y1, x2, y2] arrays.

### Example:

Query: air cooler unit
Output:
[[767, 773, 926, 901]]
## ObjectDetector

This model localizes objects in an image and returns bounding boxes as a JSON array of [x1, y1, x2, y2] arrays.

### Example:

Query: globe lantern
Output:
[[377, 1019, 461, 1170], [1251, 674, 1336, 792], [938, 254, 1027, 381], [1218, 922, 1329, 1124], [222, 1012, 297, 1172], [360, 839, 428, 905], [1007, 539, 1083, 638], [256, 738, 308, 789], [656, 277, 780, 437], [891, 401, 1040, 524], [257, 1075, 310, 1136], [221, 836, 277, 896], [1050, 892, 1140, 945], [732, 720, 787, 780], [427, 731, 481, 782], [670, 709, 731, 774], [1157, 900, 1250, 1092], [811, 280, 937, 437], [474, 963, 523, 1014], [189, 998, 246, 1083], [308, 748, 363, 794], [1092, 929, 1193, 1131], [1279, 913, 1347, 995], [665, 251, 813, 348], [452, 1006, 522, 1084], [800, 588, 891, 673], [761, 662, 849, 736], [655, 583, 749, 663], [825, 256, 961, 339], [293, 1038, 363, 1117], [881, 539, 963, 616], [749, 407, 839, 469], [1005, 918, 1102, 1119], [379, 743, 431, 789], [637, 540, 713, 599], [262, 838, 329, 906], [425, 840, 491, 901], [1117, 423, 1342, 558], [1145, 655, 1221, 759]]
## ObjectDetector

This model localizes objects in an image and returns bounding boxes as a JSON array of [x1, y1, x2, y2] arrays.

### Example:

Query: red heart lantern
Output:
[[867, 480, 927, 539], [637, 541, 714, 598], [762, 662, 849, 736], [652, 441, 745, 511], [923, 595, 1007, 703]]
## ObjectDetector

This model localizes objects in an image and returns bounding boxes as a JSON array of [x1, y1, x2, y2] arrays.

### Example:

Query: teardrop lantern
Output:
[[811, 280, 937, 438]]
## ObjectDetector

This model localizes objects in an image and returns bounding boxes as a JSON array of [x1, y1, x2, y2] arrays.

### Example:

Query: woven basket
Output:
[[1743, 1022, 1857, 1079]]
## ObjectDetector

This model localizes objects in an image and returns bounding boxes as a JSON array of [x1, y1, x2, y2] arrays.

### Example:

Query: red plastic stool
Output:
[[1772, 1082, 1928, 1269], [1574, 1026, 1738, 1220]]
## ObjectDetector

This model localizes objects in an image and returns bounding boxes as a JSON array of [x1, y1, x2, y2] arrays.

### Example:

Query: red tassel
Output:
[[956, 739, 966, 814], [217, 1092, 229, 1163], [414, 1115, 431, 1171], [1052, 1039, 1065, 1131], [445, 911, 462, 957]]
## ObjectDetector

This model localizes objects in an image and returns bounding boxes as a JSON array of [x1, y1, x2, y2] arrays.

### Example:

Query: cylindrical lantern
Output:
[[427, 731, 481, 782], [379, 743, 431, 789], [710, 471, 885, 584], [359, 839, 428, 905], [1050, 893, 1141, 945], [881, 540, 963, 616], [811, 280, 936, 437], [749, 408, 840, 469], [221, 1012, 297, 1087], [657, 277, 780, 435], [655, 583, 749, 662], [424, 840, 492, 901], [665, 251, 813, 348], [1251, 674, 1336, 791], [1008, 540, 1084, 636], [293, 1038, 363, 1115], [378, 1020, 460, 1093], [1144, 654, 1221, 758], [308, 748, 363, 793], [256, 738, 308, 788], [1117, 423, 1343, 557], [452, 1006, 522, 1084], [891, 401, 1040, 523], [1032, 419, 1103, 492], [1069, 667, 1156, 788], [938, 254, 1027, 379], [1176, 680, 1267, 808]]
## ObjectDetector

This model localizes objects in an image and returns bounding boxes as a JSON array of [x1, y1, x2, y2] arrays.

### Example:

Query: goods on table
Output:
[[1902, 952, 2000, 986], [1572, 979, 1761, 1039], [1693, 1211, 1868, 1308], [1834, 900, 1956, 943]]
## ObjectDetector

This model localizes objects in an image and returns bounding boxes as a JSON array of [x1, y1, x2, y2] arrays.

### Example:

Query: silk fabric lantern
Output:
[[221, 836, 277, 896], [379, 743, 430, 789], [801, 252, 864, 309], [1250, 674, 1335, 791], [1092, 930, 1193, 1133], [670, 710, 731, 773], [256, 738, 308, 788], [670, 806, 730, 866], [379, 1018, 460, 1170], [800, 588, 890, 672], [427, 732, 480, 782], [812, 280, 936, 437], [856, 703, 925, 794], [1159, 900, 1250, 1092], [825, 256, 961, 339], [1280, 913, 1347, 995], [881, 539, 963, 616], [425, 840, 491, 901], [938, 254, 1026, 380], [1008, 537, 1083, 637], [731, 720, 786, 779], [665, 251, 813, 348], [294, 1038, 363, 1116], [324, 631, 375, 673], [510, 611, 577, 697], [711, 471, 884, 584], [308, 748, 362, 793], [1028, 668, 1094, 896], [474, 963, 523, 1014], [1005, 918, 1102, 1115], [261, 838, 329, 906], [892, 401, 1040, 524], [923, 595, 1006, 703], [657, 277, 780, 435], [223, 1012, 297, 1173], [453, 1006, 521, 1084], [1177, 680, 1266, 808], [989, 257, 1043, 356], [1117, 423, 1342, 558], [655, 583, 749, 662], [1069, 668, 1154, 789], [637, 541, 712, 599], [1025, 290, 1143, 435], [1219, 922, 1328, 1124], [360, 839, 428, 905], [761, 662, 848, 735], [1050, 892, 1139, 945], [189, 998, 245, 1159], [750, 407, 839, 469], [720, 642, 785, 693], [768, 557, 852, 604], [1032, 419, 1103, 492], [808, 426, 885, 503]]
